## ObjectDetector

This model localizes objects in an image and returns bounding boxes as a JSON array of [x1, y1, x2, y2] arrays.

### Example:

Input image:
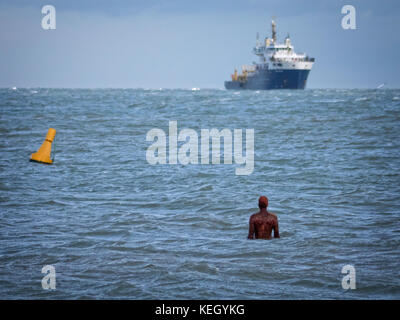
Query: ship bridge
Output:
[[252, 20, 315, 70]]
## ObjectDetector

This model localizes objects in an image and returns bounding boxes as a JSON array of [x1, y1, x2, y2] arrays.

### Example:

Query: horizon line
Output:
[[1, 86, 397, 90]]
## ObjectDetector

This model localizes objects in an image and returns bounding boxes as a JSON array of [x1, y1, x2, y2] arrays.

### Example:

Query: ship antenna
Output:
[[271, 18, 277, 44], [256, 32, 260, 46]]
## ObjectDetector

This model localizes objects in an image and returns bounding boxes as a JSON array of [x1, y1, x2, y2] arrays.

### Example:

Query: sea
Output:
[[0, 88, 399, 299]]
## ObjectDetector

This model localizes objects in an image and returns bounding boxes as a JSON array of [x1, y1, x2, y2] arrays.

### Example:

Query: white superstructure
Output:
[[252, 20, 314, 71]]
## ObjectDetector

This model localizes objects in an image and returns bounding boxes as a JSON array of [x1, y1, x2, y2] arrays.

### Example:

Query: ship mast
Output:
[[256, 32, 260, 47], [271, 19, 277, 44]]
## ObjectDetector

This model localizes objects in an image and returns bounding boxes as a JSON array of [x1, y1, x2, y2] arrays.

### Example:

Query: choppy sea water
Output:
[[0, 88, 399, 299]]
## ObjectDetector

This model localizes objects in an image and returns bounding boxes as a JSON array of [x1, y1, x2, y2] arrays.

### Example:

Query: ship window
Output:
[[277, 63, 282, 67]]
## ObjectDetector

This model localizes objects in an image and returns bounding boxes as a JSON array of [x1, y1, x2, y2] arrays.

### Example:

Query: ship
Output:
[[224, 20, 315, 90]]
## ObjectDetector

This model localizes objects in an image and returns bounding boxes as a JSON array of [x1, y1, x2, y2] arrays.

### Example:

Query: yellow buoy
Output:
[[30, 128, 56, 164]]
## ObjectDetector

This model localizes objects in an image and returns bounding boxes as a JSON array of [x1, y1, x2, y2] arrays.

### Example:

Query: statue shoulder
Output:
[[269, 212, 278, 219], [250, 212, 260, 220]]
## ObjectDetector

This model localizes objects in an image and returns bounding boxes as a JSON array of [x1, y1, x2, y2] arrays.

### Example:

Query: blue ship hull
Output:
[[225, 69, 310, 90]]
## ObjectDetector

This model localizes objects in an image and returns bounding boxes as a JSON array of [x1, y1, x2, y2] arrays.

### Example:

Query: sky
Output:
[[0, 0, 400, 89]]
